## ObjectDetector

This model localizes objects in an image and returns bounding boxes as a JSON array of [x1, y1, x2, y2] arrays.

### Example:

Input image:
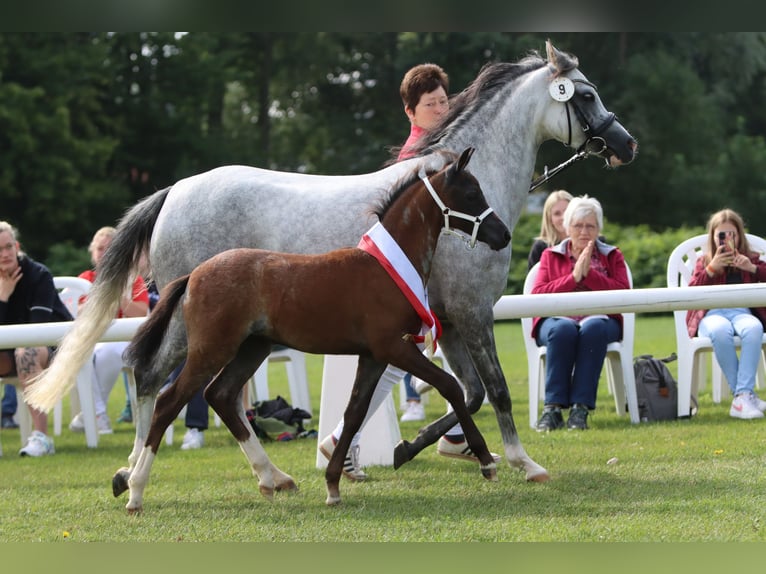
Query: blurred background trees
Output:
[[2, 32, 766, 285]]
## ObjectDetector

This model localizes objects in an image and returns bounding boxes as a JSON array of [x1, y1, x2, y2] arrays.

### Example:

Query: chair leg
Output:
[[75, 363, 98, 448]]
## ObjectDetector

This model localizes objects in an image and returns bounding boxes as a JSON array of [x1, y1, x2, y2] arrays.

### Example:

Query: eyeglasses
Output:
[[570, 223, 598, 232]]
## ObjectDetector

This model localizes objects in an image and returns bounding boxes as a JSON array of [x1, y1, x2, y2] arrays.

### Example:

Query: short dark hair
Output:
[[399, 63, 449, 112]]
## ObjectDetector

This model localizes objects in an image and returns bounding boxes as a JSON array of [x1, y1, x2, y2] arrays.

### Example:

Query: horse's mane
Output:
[[388, 49, 578, 163], [373, 151, 458, 220]]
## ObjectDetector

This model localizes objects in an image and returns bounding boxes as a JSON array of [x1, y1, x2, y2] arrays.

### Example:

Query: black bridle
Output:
[[529, 78, 617, 193]]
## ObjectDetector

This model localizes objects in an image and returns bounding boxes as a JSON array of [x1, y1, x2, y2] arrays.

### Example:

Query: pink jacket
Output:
[[531, 239, 630, 338], [685, 253, 766, 337]]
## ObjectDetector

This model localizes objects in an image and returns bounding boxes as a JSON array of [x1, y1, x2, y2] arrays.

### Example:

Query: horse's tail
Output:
[[124, 275, 190, 369], [24, 186, 173, 412]]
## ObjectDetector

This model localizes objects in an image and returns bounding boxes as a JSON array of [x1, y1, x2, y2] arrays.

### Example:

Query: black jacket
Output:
[[0, 255, 73, 327]]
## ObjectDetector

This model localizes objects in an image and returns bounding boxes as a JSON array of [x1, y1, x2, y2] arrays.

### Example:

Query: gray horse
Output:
[[27, 41, 636, 502]]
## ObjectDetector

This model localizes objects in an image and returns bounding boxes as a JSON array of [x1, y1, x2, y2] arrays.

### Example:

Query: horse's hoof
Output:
[[275, 479, 299, 494], [112, 468, 131, 498], [526, 468, 551, 483], [480, 463, 498, 482], [393, 440, 413, 470], [259, 485, 275, 501], [325, 495, 342, 506], [126, 505, 143, 515]]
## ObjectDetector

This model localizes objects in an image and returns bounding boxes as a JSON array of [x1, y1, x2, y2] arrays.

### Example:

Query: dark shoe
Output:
[[536, 407, 564, 432], [116, 405, 132, 424], [1, 415, 19, 429], [567, 404, 589, 430]]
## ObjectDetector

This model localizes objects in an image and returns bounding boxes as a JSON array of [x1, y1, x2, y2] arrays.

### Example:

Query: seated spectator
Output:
[[528, 189, 572, 270], [531, 195, 630, 431], [0, 220, 73, 456], [69, 227, 149, 435], [685, 208, 766, 419], [2, 384, 18, 428]]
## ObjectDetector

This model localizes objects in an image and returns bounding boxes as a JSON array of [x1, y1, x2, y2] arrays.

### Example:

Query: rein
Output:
[[528, 78, 613, 193], [418, 167, 494, 248]]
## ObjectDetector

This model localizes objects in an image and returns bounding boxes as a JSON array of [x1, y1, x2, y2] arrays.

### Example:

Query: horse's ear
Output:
[[457, 147, 475, 172], [546, 39, 578, 73]]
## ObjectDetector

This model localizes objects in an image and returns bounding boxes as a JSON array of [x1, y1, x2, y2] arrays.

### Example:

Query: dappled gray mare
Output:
[[27, 41, 636, 493]]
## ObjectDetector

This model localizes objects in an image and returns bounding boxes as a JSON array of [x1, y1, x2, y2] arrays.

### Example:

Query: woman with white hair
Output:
[[530, 195, 630, 431]]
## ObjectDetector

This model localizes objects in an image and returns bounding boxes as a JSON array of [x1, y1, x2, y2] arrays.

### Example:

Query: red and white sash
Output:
[[358, 221, 441, 356]]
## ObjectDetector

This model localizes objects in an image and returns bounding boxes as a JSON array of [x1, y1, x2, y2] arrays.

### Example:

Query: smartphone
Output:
[[718, 231, 727, 248]]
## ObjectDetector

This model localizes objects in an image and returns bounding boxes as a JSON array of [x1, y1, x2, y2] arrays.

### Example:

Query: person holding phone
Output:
[[686, 208, 766, 419]]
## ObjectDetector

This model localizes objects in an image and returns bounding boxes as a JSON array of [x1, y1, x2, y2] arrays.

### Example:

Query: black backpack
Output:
[[633, 353, 698, 421]]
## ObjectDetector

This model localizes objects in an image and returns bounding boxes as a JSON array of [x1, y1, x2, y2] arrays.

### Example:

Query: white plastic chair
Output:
[[522, 261, 639, 428], [248, 346, 311, 414], [0, 276, 100, 448], [666, 233, 766, 416]]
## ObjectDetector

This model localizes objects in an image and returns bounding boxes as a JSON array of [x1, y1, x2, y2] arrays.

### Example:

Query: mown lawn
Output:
[[1, 315, 765, 542]]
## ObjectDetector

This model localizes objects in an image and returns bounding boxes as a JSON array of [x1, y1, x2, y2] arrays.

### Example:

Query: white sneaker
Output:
[[437, 436, 502, 463], [68, 412, 85, 432], [181, 428, 204, 450], [97, 413, 113, 435], [318, 434, 368, 481], [19, 430, 55, 457], [751, 392, 766, 412], [400, 401, 425, 422], [730, 393, 765, 419]]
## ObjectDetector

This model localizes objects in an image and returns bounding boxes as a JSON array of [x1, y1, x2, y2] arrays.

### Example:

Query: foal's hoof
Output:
[[480, 463, 498, 482], [393, 440, 414, 470], [325, 484, 342, 506], [112, 468, 131, 497]]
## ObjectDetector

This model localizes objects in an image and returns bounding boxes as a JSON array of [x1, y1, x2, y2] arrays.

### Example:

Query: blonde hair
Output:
[[563, 194, 603, 230], [705, 208, 751, 261], [88, 226, 116, 253], [536, 190, 573, 245], [0, 221, 19, 241]]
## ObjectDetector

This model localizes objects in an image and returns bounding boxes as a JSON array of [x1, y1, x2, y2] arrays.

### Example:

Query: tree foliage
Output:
[[2, 32, 766, 273]]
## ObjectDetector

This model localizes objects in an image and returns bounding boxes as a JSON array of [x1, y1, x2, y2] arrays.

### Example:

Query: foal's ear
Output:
[[457, 147, 475, 172]]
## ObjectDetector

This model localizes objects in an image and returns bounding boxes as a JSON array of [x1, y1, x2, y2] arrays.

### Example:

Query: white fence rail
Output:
[[2, 283, 766, 348]]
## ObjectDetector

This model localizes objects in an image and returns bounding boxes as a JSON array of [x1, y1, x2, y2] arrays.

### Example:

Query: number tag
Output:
[[549, 77, 574, 102]]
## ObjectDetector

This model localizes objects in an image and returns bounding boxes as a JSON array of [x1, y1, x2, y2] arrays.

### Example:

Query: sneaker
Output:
[[116, 404, 133, 423], [400, 401, 425, 422], [97, 413, 113, 435], [535, 406, 564, 432], [181, 428, 204, 450], [750, 392, 766, 412], [68, 412, 85, 432], [318, 434, 368, 481], [567, 404, 589, 430], [730, 393, 765, 419], [19, 430, 55, 457], [1, 415, 19, 429], [436, 436, 502, 463]]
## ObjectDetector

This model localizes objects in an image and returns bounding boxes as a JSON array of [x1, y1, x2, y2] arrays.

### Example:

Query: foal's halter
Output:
[[529, 77, 616, 193], [418, 167, 493, 249]]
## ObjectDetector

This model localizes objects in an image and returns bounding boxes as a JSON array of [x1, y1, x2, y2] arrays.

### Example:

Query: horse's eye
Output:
[[582, 92, 595, 102]]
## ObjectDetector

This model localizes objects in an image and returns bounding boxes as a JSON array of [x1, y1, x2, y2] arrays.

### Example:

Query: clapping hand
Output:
[[573, 240, 594, 283]]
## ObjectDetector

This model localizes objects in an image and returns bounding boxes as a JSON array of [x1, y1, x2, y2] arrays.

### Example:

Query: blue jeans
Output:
[[2, 384, 16, 417], [536, 316, 621, 409], [165, 362, 209, 430], [402, 373, 420, 401], [698, 308, 763, 396]]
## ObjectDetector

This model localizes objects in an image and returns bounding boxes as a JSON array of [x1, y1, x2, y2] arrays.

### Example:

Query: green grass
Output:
[[1, 315, 765, 542]]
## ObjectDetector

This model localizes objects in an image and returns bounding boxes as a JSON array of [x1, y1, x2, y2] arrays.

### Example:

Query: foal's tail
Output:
[[124, 275, 189, 370], [24, 186, 173, 412]]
